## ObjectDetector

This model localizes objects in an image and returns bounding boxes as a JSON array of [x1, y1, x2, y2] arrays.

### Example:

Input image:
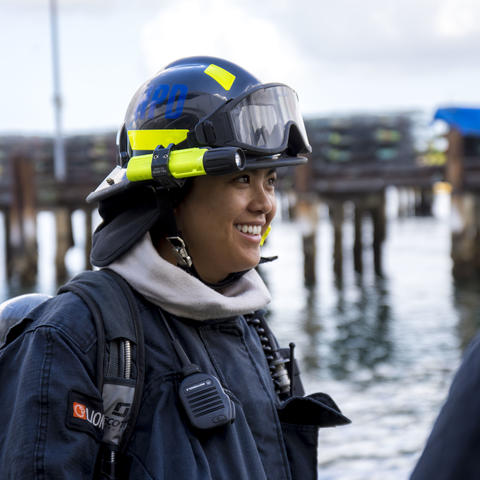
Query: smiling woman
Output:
[[0, 56, 350, 479], [168, 169, 278, 283]]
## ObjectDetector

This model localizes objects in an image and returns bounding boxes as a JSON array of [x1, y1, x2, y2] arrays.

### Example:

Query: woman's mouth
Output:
[[234, 224, 262, 235]]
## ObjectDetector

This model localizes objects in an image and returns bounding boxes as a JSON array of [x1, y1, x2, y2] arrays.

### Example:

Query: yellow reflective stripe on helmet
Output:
[[204, 64, 236, 91], [127, 129, 189, 150], [126, 148, 209, 182]]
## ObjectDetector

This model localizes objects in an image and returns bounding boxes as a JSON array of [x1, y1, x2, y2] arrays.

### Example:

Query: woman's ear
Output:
[[171, 178, 195, 208]]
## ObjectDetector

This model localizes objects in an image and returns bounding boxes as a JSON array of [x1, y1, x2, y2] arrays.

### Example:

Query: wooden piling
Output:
[[55, 207, 74, 283], [8, 154, 38, 286], [296, 196, 319, 286], [294, 161, 321, 286], [302, 233, 316, 286], [353, 203, 364, 274], [329, 199, 344, 279], [446, 128, 464, 194], [414, 187, 433, 216], [445, 127, 480, 279], [450, 193, 480, 279], [3, 209, 11, 281], [370, 192, 386, 276]]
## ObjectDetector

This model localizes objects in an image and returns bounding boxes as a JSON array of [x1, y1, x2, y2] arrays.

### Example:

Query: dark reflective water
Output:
[[261, 191, 480, 479], [1, 191, 479, 479]]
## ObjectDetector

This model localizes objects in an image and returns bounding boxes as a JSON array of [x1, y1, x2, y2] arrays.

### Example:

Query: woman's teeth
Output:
[[235, 224, 262, 235]]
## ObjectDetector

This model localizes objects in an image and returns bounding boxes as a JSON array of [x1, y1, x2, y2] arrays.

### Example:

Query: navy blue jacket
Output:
[[0, 281, 349, 479], [411, 334, 480, 479]]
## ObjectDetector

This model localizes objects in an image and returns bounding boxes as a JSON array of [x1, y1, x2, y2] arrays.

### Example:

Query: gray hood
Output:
[[103, 233, 271, 320]]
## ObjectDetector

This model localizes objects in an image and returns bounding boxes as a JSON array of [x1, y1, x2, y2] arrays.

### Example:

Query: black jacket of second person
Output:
[[411, 333, 480, 479]]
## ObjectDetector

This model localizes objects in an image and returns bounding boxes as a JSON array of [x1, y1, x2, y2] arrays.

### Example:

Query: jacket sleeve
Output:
[[0, 307, 102, 479], [410, 333, 480, 480]]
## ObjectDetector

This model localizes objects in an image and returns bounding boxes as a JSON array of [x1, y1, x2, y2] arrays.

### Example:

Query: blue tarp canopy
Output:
[[434, 107, 480, 136]]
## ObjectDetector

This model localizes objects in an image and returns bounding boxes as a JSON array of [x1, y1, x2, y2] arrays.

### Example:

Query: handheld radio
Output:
[[158, 309, 235, 430]]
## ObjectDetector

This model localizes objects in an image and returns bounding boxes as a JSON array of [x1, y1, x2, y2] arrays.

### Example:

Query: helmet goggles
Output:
[[193, 83, 311, 156]]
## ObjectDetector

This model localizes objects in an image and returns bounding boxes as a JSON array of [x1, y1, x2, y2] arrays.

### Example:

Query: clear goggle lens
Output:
[[227, 85, 310, 153]]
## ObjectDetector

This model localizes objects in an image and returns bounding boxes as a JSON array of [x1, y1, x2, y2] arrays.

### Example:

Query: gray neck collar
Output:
[[103, 233, 271, 321]]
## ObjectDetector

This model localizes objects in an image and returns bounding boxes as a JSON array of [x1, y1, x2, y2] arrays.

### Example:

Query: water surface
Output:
[[1, 191, 477, 479], [262, 191, 470, 479]]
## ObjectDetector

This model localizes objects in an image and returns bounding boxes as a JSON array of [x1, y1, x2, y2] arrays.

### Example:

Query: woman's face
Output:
[[174, 168, 277, 283]]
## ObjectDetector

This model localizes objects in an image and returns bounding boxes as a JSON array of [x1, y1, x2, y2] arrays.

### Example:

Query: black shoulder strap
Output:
[[104, 270, 145, 453], [59, 277, 106, 387], [58, 269, 145, 458]]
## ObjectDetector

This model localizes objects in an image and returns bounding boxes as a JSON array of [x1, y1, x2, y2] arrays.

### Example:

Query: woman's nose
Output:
[[249, 184, 275, 215]]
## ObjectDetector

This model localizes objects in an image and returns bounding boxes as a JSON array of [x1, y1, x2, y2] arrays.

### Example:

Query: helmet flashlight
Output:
[[202, 147, 246, 176], [126, 145, 246, 185], [87, 146, 247, 203]]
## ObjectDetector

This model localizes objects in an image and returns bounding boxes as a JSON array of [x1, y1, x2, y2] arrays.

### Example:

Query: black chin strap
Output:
[[184, 256, 278, 290], [197, 268, 248, 290], [159, 195, 194, 270], [166, 235, 193, 269]]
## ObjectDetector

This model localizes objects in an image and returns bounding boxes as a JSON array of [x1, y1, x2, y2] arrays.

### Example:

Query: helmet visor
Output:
[[200, 84, 311, 155]]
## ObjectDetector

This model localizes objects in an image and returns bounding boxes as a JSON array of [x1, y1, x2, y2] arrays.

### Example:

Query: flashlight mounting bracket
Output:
[[151, 143, 186, 189]]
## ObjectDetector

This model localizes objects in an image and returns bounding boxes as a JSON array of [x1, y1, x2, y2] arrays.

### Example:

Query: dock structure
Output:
[[294, 114, 444, 285], [434, 107, 480, 280], [0, 112, 451, 289], [0, 133, 116, 286]]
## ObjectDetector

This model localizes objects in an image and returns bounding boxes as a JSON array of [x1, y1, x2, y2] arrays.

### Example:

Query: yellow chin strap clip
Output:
[[260, 225, 271, 246]]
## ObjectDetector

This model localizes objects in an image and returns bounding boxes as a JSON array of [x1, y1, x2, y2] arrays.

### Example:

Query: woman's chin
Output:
[[232, 253, 262, 273]]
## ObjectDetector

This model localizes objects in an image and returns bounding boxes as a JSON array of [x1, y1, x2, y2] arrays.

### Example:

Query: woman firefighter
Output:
[[0, 56, 350, 479]]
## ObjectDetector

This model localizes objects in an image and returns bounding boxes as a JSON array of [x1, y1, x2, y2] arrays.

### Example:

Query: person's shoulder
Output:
[[464, 332, 480, 357], [24, 290, 97, 353]]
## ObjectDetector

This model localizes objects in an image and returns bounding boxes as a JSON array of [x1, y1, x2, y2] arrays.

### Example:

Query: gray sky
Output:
[[2, 0, 480, 134]]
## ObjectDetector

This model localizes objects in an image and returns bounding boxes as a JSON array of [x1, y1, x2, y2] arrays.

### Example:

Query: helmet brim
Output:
[[244, 155, 307, 170]]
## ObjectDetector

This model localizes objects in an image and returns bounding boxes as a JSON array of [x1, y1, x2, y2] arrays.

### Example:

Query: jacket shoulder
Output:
[[10, 291, 97, 354]]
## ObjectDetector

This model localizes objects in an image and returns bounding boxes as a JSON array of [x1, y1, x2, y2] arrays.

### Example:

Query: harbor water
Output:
[[0, 189, 476, 479], [263, 189, 467, 479]]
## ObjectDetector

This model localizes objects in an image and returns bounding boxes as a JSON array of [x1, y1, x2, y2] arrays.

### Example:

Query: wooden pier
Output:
[[0, 132, 116, 286], [294, 114, 445, 285], [434, 107, 480, 280], [5, 109, 478, 289]]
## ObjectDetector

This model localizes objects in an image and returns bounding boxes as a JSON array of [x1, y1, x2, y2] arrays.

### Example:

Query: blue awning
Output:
[[434, 107, 480, 136]]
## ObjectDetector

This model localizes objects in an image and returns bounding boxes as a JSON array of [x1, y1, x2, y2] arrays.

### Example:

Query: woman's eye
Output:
[[235, 174, 250, 184], [267, 176, 277, 187]]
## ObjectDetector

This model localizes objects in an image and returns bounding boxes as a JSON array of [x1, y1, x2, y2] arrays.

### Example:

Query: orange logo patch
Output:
[[73, 402, 87, 420]]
